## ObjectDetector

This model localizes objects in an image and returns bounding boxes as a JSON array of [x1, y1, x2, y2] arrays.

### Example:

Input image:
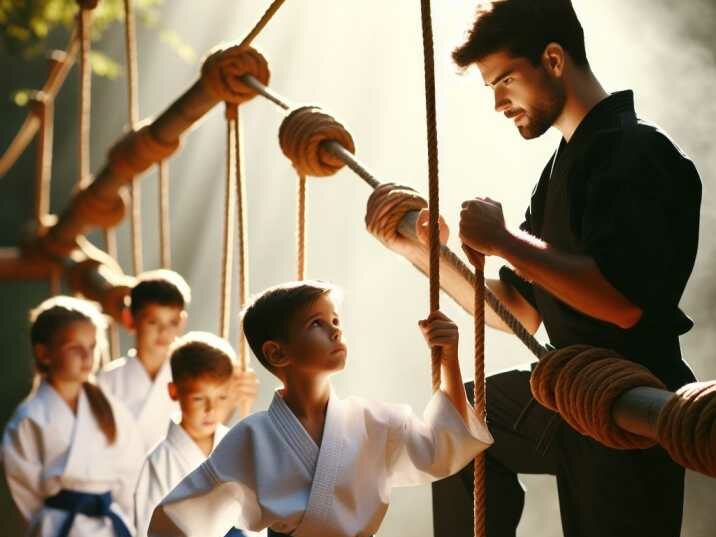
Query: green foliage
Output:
[[0, 0, 195, 76]]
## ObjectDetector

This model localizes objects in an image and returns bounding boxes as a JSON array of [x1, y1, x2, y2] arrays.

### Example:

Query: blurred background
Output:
[[1, 1, 714, 535]]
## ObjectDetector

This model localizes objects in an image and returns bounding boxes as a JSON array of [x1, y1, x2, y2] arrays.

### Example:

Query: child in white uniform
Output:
[[2, 296, 144, 537], [149, 280, 493, 537]]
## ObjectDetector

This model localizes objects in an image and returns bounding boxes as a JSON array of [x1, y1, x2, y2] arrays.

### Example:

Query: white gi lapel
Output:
[[268, 392, 319, 477], [167, 421, 206, 471], [63, 387, 107, 480], [292, 389, 345, 537], [136, 358, 174, 436]]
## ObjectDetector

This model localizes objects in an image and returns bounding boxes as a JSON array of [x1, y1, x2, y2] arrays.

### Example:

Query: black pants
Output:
[[432, 369, 685, 537]]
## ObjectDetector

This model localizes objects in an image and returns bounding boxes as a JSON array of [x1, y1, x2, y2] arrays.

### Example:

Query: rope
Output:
[[31, 94, 53, 228], [473, 257, 487, 537], [656, 381, 716, 477], [158, 160, 171, 268], [0, 28, 78, 179], [220, 104, 238, 340], [202, 46, 271, 105], [530, 345, 666, 449], [279, 107, 355, 177], [275, 104, 546, 360], [297, 174, 307, 280], [233, 107, 249, 372], [238, 0, 288, 49], [124, 0, 143, 274], [76, 2, 93, 190], [419, 0, 442, 395]]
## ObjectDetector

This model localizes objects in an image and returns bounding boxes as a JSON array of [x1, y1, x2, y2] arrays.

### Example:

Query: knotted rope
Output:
[[123, 0, 143, 275], [657, 381, 716, 477], [531, 345, 666, 449], [202, 46, 271, 105], [279, 107, 356, 280]]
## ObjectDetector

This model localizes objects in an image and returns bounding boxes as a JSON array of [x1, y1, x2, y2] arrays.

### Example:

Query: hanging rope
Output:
[[31, 94, 53, 229], [220, 104, 238, 340], [158, 160, 171, 268], [76, 0, 95, 191], [123, 0, 143, 274], [473, 255, 487, 537], [232, 106, 249, 372], [419, 0, 443, 395], [297, 174, 307, 280]]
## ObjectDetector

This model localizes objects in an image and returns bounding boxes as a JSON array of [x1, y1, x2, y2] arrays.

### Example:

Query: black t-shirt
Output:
[[500, 91, 701, 390]]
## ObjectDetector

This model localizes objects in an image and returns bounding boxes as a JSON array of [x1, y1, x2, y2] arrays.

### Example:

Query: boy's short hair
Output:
[[242, 280, 338, 372], [130, 269, 191, 317], [169, 331, 235, 386], [453, 0, 588, 69]]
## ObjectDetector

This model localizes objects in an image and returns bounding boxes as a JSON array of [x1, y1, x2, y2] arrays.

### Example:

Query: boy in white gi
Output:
[[148, 280, 493, 537], [97, 270, 191, 452], [134, 332, 258, 537]]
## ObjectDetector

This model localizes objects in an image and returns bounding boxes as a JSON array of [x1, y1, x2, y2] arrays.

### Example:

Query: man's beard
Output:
[[517, 76, 566, 140]]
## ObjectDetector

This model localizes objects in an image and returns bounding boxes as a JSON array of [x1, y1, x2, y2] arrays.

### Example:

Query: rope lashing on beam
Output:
[[202, 46, 271, 105], [530, 345, 667, 449], [657, 381, 716, 477], [279, 107, 355, 177]]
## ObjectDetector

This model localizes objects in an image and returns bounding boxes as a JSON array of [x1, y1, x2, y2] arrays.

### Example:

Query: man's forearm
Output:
[[498, 230, 642, 329], [390, 239, 540, 334]]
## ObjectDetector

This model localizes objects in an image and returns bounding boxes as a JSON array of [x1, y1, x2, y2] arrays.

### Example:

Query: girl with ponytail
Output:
[[2, 296, 145, 537]]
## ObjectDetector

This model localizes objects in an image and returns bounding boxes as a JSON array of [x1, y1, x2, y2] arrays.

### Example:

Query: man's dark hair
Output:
[[170, 332, 235, 386], [453, 0, 588, 68], [242, 280, 337, 372], [130, 269, 191, 316]]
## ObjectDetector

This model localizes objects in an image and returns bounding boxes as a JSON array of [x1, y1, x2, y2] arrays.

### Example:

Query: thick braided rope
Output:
[[531, 345, 666, 449], [297, 174, 307, 280], [158, 160, 171, 268], [419, 0, 442, 396], [202, 46, 270, 105], [656, 381, 716, 477], [124, 0, 143, 274], [279, 107, 355, 177], [219, 104, 238, 340], [233, 107, 250, 372]]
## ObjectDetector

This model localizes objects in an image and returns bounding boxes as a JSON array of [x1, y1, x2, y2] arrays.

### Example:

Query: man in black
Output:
[[366, 1, 701, 536]]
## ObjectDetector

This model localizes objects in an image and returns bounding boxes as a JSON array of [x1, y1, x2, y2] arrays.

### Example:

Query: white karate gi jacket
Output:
[[149, 388, 493, 537]]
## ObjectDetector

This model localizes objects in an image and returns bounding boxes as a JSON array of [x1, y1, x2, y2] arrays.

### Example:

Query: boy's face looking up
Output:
[[169, 377, 232, 441], [267, 293, 347, 376], [132, 304, 186, 359]]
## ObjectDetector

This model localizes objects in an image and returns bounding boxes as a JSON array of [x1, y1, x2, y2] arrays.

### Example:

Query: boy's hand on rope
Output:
[[229, 368, 259, 417], [460, 196, 509, 257], [419, 310, 459, 363], [415, 208, 449, 247]]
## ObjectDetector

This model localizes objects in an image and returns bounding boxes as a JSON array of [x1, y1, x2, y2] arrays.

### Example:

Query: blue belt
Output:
[[44, 490, 131, 537], [225, 528, 246, 537]]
